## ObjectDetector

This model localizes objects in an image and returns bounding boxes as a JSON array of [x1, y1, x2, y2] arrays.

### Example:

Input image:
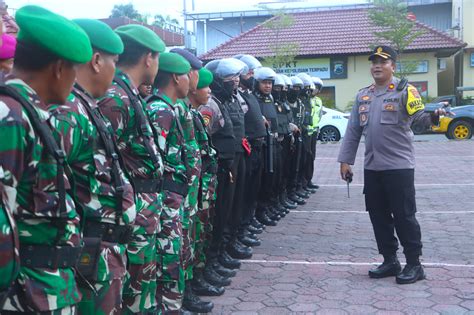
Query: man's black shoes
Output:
[[368, 260, 402, 278], [396, 264, 425, 284]]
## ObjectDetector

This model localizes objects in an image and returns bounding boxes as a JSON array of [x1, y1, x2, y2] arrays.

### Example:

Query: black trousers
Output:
[[274, 136, 291, 196], [297, 132, 312, 188], [225, 152, 246, 240], [210, 157, 238, 255], [304, 131, 318, 184], [364, 169, 422, 260], [240, 140, 264, 228]]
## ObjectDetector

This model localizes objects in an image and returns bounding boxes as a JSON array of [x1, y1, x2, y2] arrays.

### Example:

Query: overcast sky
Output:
[[6, 0, 369, 21]]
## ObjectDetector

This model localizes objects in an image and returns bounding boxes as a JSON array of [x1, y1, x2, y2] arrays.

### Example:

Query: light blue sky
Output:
[[6, 0, 368, 21]]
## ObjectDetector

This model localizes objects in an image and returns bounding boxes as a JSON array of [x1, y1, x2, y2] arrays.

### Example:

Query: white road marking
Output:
[[318, 183, 474, 187], [290, 210, 474, 214], [244, 259, 474, 268]]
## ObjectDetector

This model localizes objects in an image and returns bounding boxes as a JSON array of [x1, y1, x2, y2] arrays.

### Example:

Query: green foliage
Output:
[[153, 14, 181, 28], [344, 99, 355, 113], [368, 0, 425, 77], [110, 3, 142, 20], [319, 95, 336, 109], [260, 6, 299, 67]]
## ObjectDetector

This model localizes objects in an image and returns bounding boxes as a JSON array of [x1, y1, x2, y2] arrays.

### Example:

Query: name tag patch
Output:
[[384, 104, 396, 111]]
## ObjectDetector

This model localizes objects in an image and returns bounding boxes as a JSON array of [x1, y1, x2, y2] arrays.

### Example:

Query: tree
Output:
[[152, 14, 182, 31], [260, 7, 299, 68], [368, 0, 425, 77], [110, 3, 142, 20]]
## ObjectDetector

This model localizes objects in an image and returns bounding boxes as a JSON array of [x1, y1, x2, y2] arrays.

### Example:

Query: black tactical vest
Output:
[[275, 100, 291, 135], [211, 96, 235, 160], [239, 91, 266, 139], [256, 92, 278, 133], [227, 96, 245, 153]]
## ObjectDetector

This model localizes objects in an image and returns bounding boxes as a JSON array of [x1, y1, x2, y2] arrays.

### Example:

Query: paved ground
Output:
[[209, 136, 474, 314]]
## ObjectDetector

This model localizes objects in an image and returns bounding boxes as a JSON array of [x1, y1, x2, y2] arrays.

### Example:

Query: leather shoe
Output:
[[203, 265, 231, 287], [283, 200, 297, 209], [218, 250, 241, 269], [396, 264, 425, 284], [307, 182, 319, 189], [288, 193, 306, 205], [227, 240, 253, 259], [192, 273, 225, 296], [304, 187, 317, 194], [209, 259, 237, 277], [239, 234, 261, 247], [251, 217, 264, 229], [183, 283, 214, 313], [256, 212, 277, 226], [247, 224, 263, 234], [296, 189, 310, 199], [368, 260, 402, 279]]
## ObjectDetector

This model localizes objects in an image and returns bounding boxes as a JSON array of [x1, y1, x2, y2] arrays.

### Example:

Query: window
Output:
[[438, 58, 447, 70], [471, 53, 474, 67], [396, 60, 429, 73]]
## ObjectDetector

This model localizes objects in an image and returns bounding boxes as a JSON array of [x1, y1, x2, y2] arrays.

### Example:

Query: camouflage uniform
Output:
[[0, 78, 81, 314], [100, 71, 164, 314], [146, 93, 188, 313], [190, 109, 218, 270], [49, 83, 137, 314], [176, 100, 201, 283]]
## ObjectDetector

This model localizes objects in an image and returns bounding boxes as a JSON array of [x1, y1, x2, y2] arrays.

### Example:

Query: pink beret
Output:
[[0, 34, 17, 60]]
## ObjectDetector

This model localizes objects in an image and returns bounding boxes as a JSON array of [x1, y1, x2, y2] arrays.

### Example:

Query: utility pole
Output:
[[183, 0, 188, 48]]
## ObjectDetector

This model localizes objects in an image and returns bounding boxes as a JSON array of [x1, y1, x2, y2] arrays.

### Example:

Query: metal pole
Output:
[[183, 0, 188, 48]]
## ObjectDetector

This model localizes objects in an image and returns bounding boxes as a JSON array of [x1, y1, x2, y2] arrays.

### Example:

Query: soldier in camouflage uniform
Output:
[[48, 19, 137, 314], [188, 68, 226, 298], [99, 25, 165, 314], [146, 52, 191, 314], [170, 48, 214, 313], [0, 5, 93, 314]]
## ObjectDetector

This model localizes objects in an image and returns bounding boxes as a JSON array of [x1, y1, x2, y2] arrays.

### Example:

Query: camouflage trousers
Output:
[[78, 278, 122, 314], [193, 172, 217, 270], [156, 190, 185, 314], [122, 192, 162, 314], [182, 207, 196, 281], [122, 234, 158, 314], [1, 305, 77, 314]]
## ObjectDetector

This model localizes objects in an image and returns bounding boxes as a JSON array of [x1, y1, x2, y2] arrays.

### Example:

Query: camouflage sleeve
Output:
[[49, 103, 92, 164], [147, 101, 175, 153], [99, 89, 130, 139], [0, 101, 28, 186], [198, 104, 216, 135]]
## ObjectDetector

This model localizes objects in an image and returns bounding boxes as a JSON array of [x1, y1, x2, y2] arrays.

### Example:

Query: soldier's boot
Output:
[[304, 186, 317, 194], [208, 258, 237, 277], [227, 239, 253, 259], [218, 250, 241, 270], [280, 194, 296, 210], [369, 255, 402, 279], [288, 192, 306, 205], [238, 230, 261, 247], [246, 223, 264, 234], [296, 187, 310, 199], [256, 210, 277, 227], [203, 263, 232, 287], [251, 217, 265, 229], [266, 206, 282, 221], [307, 181, 319, 189], [183, 282, 214, 313], [191, 270, 225, 296]]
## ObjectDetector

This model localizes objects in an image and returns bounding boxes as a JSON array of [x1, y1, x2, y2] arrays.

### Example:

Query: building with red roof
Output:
[[199, 7, 467, 110]]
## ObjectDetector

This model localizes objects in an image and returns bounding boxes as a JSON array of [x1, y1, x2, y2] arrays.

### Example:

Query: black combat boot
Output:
[[307, 181, 319, 189], [183, 282, 214, 313], [191, 270, 225, 296], [203, 264, 231, 287], [247, 224, 264, 234], [369, 255, 402, 279], [256, 211, 277, 226], [227, 240, 253, 259], [288, 193, 306, 205], [218, 250, 241, 269], [238, 230, 261, 247], [296, 188, 310, 199], [251, 217, 265, 229], [304, 186, 317, 194], [208, 258, 237, 277]]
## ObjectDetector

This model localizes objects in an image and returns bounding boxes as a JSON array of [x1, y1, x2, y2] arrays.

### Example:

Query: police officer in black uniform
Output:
[[233, 54, 268, 241]]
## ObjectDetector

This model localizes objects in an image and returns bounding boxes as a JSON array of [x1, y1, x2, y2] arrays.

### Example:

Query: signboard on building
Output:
[[267, 57, 348, 79]]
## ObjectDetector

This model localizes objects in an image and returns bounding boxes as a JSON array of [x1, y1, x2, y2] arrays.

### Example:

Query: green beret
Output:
[[73, 19, 123, 55], [115, 24, 165, 53], [197, 68, 213, 89], [16, 5, 92, 63], [159, 52, 191, 75]]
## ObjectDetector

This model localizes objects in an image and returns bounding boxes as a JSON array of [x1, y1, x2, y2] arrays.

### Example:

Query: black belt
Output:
[[83, 221, 133, 244], [132, 178, 163, 193], [20, 245, 81, 269], [163, 178, 187, 196]]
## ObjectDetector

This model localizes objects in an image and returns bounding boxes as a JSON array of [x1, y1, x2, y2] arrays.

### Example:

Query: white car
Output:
[[317, 107, 350, 142]]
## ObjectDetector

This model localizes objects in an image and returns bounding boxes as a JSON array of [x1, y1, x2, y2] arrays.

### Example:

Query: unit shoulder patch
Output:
[[406, 85, 424, 115]]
